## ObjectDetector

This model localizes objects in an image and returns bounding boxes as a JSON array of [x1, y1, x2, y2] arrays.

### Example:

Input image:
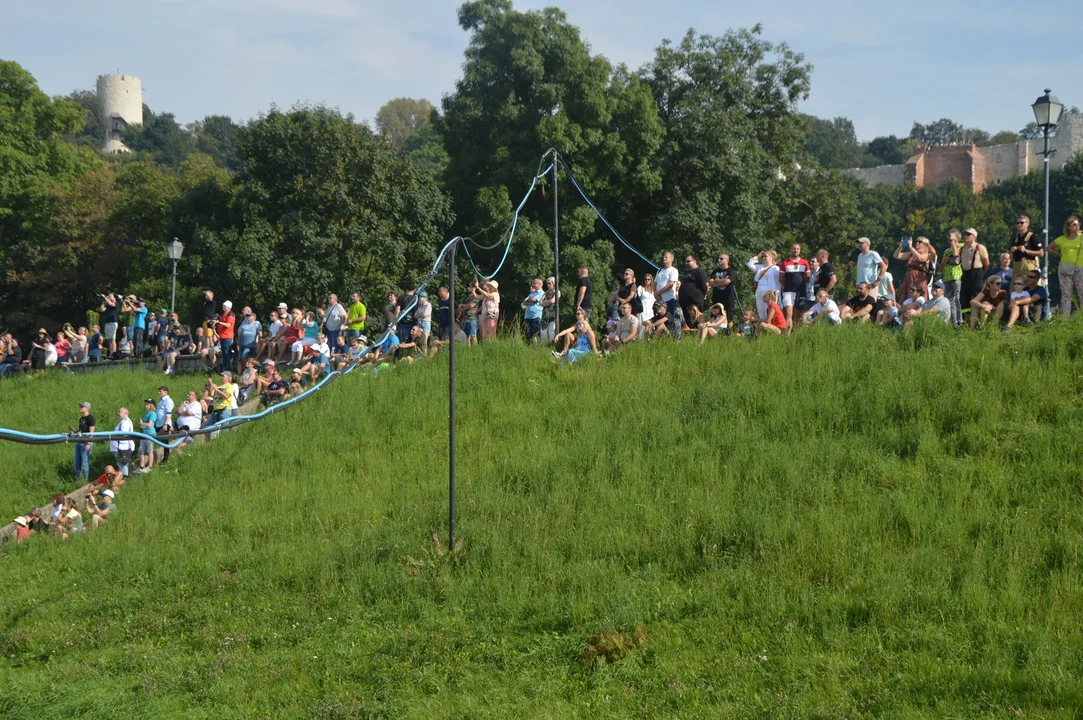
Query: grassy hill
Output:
[[1, 322, 1083, 718]]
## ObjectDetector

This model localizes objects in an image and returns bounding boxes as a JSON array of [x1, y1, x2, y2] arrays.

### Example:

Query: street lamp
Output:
[[166, 237, 184, 315], [1032, 89, 1064, 316]]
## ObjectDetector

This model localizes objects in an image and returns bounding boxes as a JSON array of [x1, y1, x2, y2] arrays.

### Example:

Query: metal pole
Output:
[[170, 259, 178, 316], [553, 155, 560, 330], [448, 239, 457, 549], [1043, 128, 1051, 318]]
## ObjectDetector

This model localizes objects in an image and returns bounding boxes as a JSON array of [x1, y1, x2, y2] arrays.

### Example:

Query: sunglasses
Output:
[[1016, 221, 1027, 225]]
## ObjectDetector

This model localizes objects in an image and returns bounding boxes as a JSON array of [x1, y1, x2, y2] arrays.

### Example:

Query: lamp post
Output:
[[1032, 89, 1064, 316], [166, 238, 184, 315]]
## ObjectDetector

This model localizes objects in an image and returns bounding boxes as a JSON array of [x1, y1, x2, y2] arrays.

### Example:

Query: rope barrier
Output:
[[460, 164, 553, 280]]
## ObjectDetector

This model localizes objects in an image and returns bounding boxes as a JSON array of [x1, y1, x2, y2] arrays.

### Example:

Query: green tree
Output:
[[865, 135, 913, 165], [61, 89, 106, 150], [401, 123, 450, 177], [376, 98, 435, 151], [123, 106, 195, 168], [803, 116, 869, 169], [189, 115, 241, 171]]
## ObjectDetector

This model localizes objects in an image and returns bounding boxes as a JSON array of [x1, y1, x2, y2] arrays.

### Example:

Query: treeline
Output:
[[2, 0, 1083, 339]]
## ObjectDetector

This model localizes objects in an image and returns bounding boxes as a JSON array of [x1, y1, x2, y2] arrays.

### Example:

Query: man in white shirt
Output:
[[110, 407, 135, 477], [855, 237, 887, 299], [802, 289, 842, 325], [324, 293, 348, 353], [655, 252, 681, 340]]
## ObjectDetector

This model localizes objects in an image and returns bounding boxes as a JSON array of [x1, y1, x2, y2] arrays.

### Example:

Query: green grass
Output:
[[1, 321, 1083, 718]]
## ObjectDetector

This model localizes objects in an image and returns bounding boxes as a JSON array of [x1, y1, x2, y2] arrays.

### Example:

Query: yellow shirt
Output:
[[1053, 234, 1083, 266], [213, 382, 235, 411], [348, 302, 367, 330]]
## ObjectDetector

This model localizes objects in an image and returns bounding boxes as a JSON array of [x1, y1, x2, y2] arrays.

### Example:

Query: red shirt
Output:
[[92, 473, 110, 488], [217, 311, 236, 340], [768, 302, 787, 330], [15, 526, 30, 542]]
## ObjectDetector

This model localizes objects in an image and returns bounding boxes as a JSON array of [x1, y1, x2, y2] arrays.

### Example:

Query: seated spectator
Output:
[[29, 328, 50, 372], [59, 498, 85, 539], [174, 390, 203, 452], [900, 285, 925, 316], [365, 326, 401, 365], [684, 305, 704, 334], [874, 297, 901, 328], [552, 308, 600, 363], [49, 493, 66, 524], [758, 290, 788, 335], [395, 326, 428, 365], [159, 336, 179, 374], [26, 508, 50, 536], [698, 303, 728, 344], [257, 310, 281, 361], [903, 280, 951, 325], [604, 302, 641, 351], [289, 367, 307, 395], [1006, 278, 1033, 325], [298, 333, 332, 380], [969, 275, 1007, 329], [0, 337, 22, 378], [261, 369, 290, 406], [736, 308, 758, 339], [645, 301, 671, 339], [291, 311, 319, 363], [84, 489, 116, 528], [333, 335, 366, 370], [115, 327, 131, 360], [803, 289, 842, 326], [1002, 270, 1047, 330], [13, 516, 30, 543], [840, 283, 875, 322], [91, 465, 126, 492], [237, 358, 259, 404]]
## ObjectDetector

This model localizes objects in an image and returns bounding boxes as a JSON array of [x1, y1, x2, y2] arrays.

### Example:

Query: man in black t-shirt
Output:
[[397, 286, 418, 340], [814, 249, 837, 297], [840, 282, 876, 322], [74, 401, 96, 482], [575, 267, 593, 316], [437, 286, 452, 341], [612, 268, 643, 317], [709, 253, 738, 321], [99, 292, 119, 357], [678, 255, 709, 322], [201, 290, 217, 331]]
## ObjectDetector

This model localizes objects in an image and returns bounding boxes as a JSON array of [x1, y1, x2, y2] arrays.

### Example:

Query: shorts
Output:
[[138, 439, 153, 455], [103, 323, 118, 340], [781, 292, 797, 308], [418, 320, 431, 334], [462, 319, 478, 338]]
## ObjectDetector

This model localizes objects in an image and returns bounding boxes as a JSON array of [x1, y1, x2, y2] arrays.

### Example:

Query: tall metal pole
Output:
[[448, 239, 457, 549], [552, 155, 560, 331], [1042, 128, 1051, 318], [170, 259, 178, 316]]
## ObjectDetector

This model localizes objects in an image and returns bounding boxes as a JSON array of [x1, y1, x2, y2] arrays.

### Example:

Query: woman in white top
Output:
[[478, 281, 501, 342], [638, 273, 656, 326], [747, 250, 781, 320]]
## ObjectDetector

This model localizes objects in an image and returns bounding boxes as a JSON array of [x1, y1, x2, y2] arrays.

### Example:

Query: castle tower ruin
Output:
[[96, 73, 143, 154]]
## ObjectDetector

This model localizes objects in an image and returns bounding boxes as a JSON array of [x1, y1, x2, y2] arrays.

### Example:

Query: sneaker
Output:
[[1002, 326, 1012, 334], [551, 350, 563, 359]]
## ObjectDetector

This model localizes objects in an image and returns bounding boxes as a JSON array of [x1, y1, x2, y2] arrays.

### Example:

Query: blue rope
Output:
[[559, 159, 659, 271], [461, 164, 553, 281]]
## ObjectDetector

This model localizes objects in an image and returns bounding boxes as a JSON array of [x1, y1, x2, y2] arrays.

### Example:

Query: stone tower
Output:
[[96, 73, 143, 154]]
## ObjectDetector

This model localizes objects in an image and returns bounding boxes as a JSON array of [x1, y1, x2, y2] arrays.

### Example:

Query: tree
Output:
[[803, 116, 869, 169], [401, 123, 449, 177], [189, 115, 241, 171], [376, 98, 435, 151], [866, 135, 914, 165], [61, 89, 106, 150], [123, 106, 195, 168]]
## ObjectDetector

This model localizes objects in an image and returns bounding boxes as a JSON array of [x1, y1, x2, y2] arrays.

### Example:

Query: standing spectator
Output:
[[209, 373, 236, 425], [54, 329, 72, 364], [478, 281, 501, 342], [135, 398, 157, 473], [802, 289, 842, 326], [803, 256, 820, 313], [382, 292, 399, 330], [100, 292, 119, 358], [346, 292, 367, 344], [110, 408, 135, 477], [1009, 215, 1044, 281], [709, 254, 738, 322], [175, 391, 203, 453], [414, 291, 433, 348], [0, 338, 21, 378], [73, 402, 95, 482], [747, 250, 781, 320], [436, 287, 452, 342], [655, 253, 680, 338], [877, 267, 896, 301], [636, 274, 655, 330], [522, 278, 545, 342], [986, 253, 1013, 286], [612, 269, 644, 321], [29, 329, 50, 373], [940, 230, 964, 327], [679, 255, 709, 325], [855, 238, 887, 299], [129, 297, 148, 357], [814, 249, 837, 297], [145, 313, 160, 356], [397, 286, 419, 340], [758, 290, 788, 335], [324, 293, 348, 352], [903, 280, 951, 325], [540, 277, 560, 343], [893, 236, 935, 300], [840, 283, 876, 322], [216, 300, 236, 372], [574, 267, 594, 318], [1049, 216, 1083, 317], [201, 290, 217, 333], [959, 229, 990, 313], [65, 325, 88, 363], [457, 283, 480, 346], [155, 386, 174, 466], [970, 276, 1007, 329], [779, 244, 810, 330], [236, 308, 262, 365], [87, 325, 103, 362], [1002, 273, 1045, 328]]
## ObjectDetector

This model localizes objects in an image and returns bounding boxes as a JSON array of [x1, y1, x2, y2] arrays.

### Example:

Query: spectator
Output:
[[903, 280, 951, 325], [1006, 277, 1033, 325], [346, 292, 368, 344], [1009, 215, 1044, 281], [969, 276, 1007, 329], [13, 516, 30, 543], [478, 280, 501, 342], [367, 325, 401, 364], [29, 329, 50, 373], [655, 253, 680, 338], [814, 249, 837, 297], [26, 508, 49, 536], [382, 292, 399, 330], [87, 325, 103, 362], [73, 401, 95, 482], [959, 229, 990, 313], [85, 489, 116, 528], [539, 277, 561, 343], [59, 498, 85, 539], [614, 269, 644, 323], [522, 278, 545, 342], [747, 250, 781, 321], [397, 286, 419, 340], [636, 274, 655, 330], [324, 293, 348, 352], [1003, 270, 1048, 330], [877, 266, 896, 302], [457, 282, 480, 346], [679, 255, 709, 324], [840, 283, 875, 323], [0, 337, 21, 378], [758, 290, 787, 335], [155, 386, 174, 466], [574, 266, 594, 318], [110, 407, 135, 477], [54, 330, 71, 364], [65, 325, 89, 363], [436, 287, 452, 342], [298, 335, 332, 381], [261, 370, 289, 406], [145, 312, 159, 357], [941, 230, 964, 327], [91, 465, 125, 493], [604, 302, 640, 351], [893, 236, 935, 300], [645, 301, 671, 339], [289, 367, 307, 394], [709, 254, 738, 322], [736, 308, 758, 339], [256, 310, 280, 362], [134, 398, 156, 473], [236, 307, 261, 365], [553, 307, 600, 363], [201, 290, 217, 333], [986, 253, 1013, 286], [874, 297, 901, 329], [856, 238, 887, 299], [238, 358, 259, 404], [414, 291, 433, 348], [209, 372, 236, 425], [100, 292, 119, 357], [1049, 215, 1083, 317], [698, 303, 728, 344], [779, 244, 811, 330], [801, 256, 820, 317], [289, 311, 318, 364], [802, 289, 842, 326], [900, 285, 925, 316], [684, 305, 704, 334], [395, 326, 428, 365], [335, 336, 366, 371], [175, 391, 203, 452], [128, 297, 148, 357]]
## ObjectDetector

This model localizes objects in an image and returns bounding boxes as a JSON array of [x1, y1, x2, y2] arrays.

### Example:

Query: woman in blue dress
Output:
[[551, 307, 600, 364]]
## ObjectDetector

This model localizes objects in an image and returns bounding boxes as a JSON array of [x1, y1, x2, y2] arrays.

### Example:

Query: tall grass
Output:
[[1, 320, 1082, 718]]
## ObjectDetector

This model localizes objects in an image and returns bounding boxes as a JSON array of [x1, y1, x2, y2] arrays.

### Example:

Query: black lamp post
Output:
[[1032, 89, 1064, 313], [166, 238, 184, 315]]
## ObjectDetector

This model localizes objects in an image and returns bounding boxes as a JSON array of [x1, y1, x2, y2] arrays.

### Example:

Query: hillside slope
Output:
[[2, 323, 1083, 718]]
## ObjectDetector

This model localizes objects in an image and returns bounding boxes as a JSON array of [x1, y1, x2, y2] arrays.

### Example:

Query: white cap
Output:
[[223, 301, 233, 309], [102, 489, 114, 498]]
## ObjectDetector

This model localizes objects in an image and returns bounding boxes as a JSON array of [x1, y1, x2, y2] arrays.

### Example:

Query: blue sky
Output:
[[4, 0, 1081, 141]]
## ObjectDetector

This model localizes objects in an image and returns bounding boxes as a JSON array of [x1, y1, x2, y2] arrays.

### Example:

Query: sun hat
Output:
[[292, 368, 303, 375], [488, 280, 499, 289], [13, 517, 26, 527], [102, 490, 114, 499]]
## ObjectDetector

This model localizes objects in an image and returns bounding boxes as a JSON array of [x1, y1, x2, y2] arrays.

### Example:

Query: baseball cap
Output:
[[292, 368, 302, 375], [964, 228, 978, 237], [263, 359, 275, 366], [223, 300, 233, 309], [277, 302, 288, 310], [102, 489, 114, 498], [159, 308, 168, 315], [143, 398, 154, 405], [138, 297, 146, 303], [220, 371, 232, 378], [418, 290, 428, 298], [79, 402, 91, 410], [933, 280, 945, 289], [856, 237, 871, 245]]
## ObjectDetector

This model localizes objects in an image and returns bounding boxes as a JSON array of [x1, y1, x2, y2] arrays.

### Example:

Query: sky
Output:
[[3, 0, 1081, 141]]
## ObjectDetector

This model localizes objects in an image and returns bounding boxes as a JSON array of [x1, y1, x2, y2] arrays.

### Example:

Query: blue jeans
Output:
[[325, 329, 341, 353], [74, 442, 92, 480], [219, 339, 233, 371], [133, 327, 145, 357], [238, 344, 257, 363], [525, 318, 541, 340], [665, 299, 681, 340]]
